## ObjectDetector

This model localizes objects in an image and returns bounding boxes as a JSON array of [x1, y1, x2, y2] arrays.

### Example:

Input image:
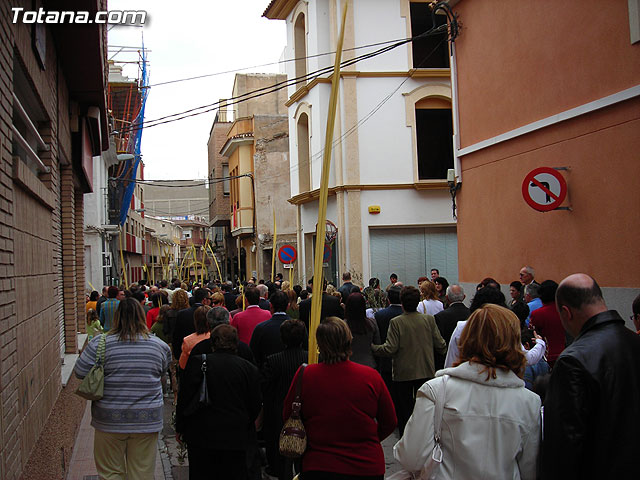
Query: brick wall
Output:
[[0, 2, 101, 477], [0, 2, 21, 477], [75, 192, 86, 334], [207, 121, 232, 223], [61, 166, 77, 353]]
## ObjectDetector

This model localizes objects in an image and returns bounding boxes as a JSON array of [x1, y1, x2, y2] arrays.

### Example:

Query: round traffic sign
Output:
[[277, 244, 297, 264], [522, 167, 567, 212]]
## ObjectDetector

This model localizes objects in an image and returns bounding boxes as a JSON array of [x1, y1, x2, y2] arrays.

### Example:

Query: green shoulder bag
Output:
[[75, 333, 107, 401]]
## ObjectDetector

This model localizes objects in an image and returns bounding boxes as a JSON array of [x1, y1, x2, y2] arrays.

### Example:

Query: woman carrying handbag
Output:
[[282, 317, 396, 480], [175, 324, 262, 480], [74, 297, 171, 480]]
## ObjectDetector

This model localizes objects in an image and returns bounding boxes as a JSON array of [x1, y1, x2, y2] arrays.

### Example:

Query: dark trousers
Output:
[[394, 378, 427, 436], [187, 445, 247, 480], [380, 370, 396, 410]]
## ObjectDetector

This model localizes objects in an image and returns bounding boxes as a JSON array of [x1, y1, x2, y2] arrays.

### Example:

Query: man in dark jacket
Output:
[[260, 319, 308, 479], [298, 277, 344, 329], [433, 284, 469, 370], [249, 290, 290, 369], [257, 284, 271, 311], [222, 283, 237, 312], [337, 272, 354, 304], [542, 273, 640, 479]]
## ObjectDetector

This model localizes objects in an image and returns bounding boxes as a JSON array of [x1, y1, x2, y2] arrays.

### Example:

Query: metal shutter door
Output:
[[370, 228, 426, 286], [370, 227, 458, 286]]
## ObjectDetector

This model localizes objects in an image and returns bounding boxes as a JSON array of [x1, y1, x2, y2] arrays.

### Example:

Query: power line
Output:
[[143, 35, 427, 88], [118, 26, 448, 134], [249, 37, 450, 183], [110, 173, 252, 188], [114, 35, 450, 189]]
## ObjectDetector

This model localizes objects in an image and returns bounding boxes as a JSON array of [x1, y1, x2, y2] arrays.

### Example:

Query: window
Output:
[[12, 56, 49, 176], [222, 164, 230, 196], [297, 112, 310, 192], [210, 168, 217, 202], [415, 107, 453, 180], [294, 13, 307, 81], [410, 2, 449, 68], [230, 166, 239, 219]]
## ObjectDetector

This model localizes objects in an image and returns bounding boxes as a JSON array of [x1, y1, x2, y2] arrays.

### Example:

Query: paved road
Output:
[[159, 397, 404, 479]]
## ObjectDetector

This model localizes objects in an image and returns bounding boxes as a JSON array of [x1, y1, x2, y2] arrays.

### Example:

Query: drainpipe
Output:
[[450, 42, 462, 184]]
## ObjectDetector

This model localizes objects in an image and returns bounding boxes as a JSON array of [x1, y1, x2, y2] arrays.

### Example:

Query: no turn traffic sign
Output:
[[522, 167, 567, 212]]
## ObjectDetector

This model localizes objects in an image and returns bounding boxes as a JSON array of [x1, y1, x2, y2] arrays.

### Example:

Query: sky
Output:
[[108, 0, 287, 180]]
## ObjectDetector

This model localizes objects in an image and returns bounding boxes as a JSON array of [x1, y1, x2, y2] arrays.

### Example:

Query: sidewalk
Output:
[[66, 402, 168, 480]]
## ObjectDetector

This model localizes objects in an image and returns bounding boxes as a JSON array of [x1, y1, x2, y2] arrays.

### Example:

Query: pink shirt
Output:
[[179, 332, 211, 369], [230, 305, 271, 344]]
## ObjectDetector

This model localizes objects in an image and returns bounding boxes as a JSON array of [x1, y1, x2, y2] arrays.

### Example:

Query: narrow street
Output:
[[67, 397, 404, 480], [2, 1, 638, 479]]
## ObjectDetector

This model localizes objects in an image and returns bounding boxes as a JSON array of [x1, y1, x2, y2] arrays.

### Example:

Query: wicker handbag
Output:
[[279, 363, 307, 458], [75, 334, 107, 401]]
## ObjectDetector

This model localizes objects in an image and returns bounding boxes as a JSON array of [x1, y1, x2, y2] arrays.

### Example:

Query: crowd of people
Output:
[[75, 267, 640, 479]]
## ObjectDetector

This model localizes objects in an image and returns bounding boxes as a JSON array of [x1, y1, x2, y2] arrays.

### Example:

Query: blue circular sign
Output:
[[278, 244, 297, 264]]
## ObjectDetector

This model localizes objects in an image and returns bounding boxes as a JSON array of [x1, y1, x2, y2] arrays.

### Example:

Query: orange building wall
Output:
[[457, 96, 640, 288], [454, 0, 640, 147]]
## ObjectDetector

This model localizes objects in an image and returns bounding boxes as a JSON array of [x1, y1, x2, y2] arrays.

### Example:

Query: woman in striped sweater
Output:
[[75, 297, 171, 479]]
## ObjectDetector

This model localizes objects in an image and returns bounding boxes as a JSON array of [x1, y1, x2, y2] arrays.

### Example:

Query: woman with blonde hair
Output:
[[283, 317, 396, 479], [285, 288, 300, 320], [75, 298, 171, 479], [165, 289, 190, 342], [417, 280, 444, 316], [210, 291, 226, 309], [164, 288, 191, 399], [394, 303, 540, 479]]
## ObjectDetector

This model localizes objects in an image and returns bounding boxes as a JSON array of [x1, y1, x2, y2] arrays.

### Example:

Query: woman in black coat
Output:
[[261, 319, 308, 480], [176, 324, 262, 480]]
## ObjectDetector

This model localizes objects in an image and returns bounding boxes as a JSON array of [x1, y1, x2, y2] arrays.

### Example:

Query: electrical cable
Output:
[[110, 173, 252, 188], [142, 35, 428, 88], [117, 25, 448, 134], [244, 36, 450, 184], [124, 28, 442, 131], [110, 36, 449, 187], [113, 6, 459, 186]]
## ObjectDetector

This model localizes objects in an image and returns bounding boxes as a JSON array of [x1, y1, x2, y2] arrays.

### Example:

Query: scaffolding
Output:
[[106, 43, 149, 286]]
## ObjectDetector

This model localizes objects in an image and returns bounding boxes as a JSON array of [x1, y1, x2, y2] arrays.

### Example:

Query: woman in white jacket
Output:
[[394, 303, 541, 480]]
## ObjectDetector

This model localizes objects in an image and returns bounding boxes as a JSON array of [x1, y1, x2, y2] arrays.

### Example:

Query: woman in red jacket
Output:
[[283, 317, 397, 480]]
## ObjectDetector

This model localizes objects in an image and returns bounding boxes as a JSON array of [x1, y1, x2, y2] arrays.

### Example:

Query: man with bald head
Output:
[[542, 274, 640, 479], [518, 265, 538, 301]]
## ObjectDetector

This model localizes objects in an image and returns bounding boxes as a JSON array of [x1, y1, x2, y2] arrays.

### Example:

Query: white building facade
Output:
[[265, 0, 458, 287], [84, 146, 119, 293]]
